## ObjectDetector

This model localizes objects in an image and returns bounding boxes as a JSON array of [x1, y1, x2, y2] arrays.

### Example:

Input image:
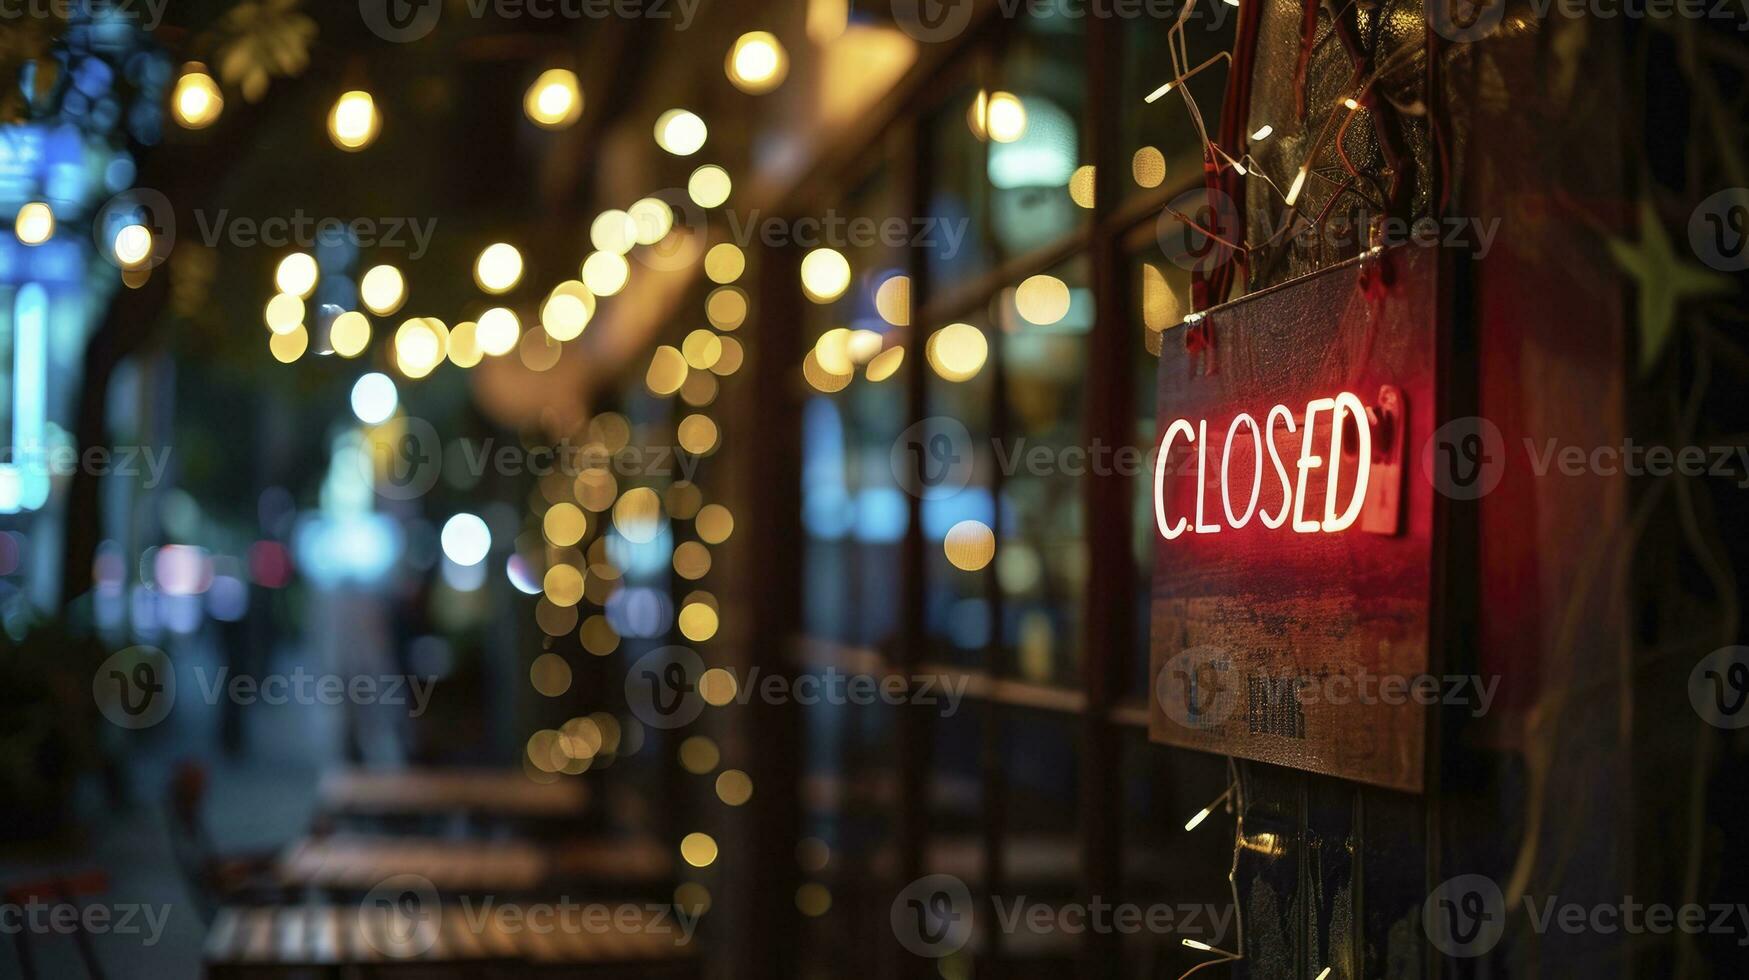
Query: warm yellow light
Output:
[[814, 327, 854, 375], [985, 91, 1027, 143], [696, 504, 734, 544], [330, 311, 371, 358], [575, 470, 618, 512], [544, 563, 585, 607], [847, 329, 884, 364], [866, 345, 905, 382], [328, 90, 380, 151], [581, 251, 630, 296], [807, 0, 849, 43], [580, 615, 619, 656], [264, 293, 304, 335], [275, 252, 318, 298], [447, 320, 483, 367], [679, 602, 720, 641], [395, 317, 448, 378], [654, 109, 708, 156], [681, 329, 723, 370], [474, 242, 524, 294], [687, 165, 732, 209], [544, 502, 587, 546], [1285, 166, 1309, 208], [727, 31, 788, 94], [1015, 274, 1072, 325], [591, 210, 639, 255], [613, 487, 664, 543], [677, 415, 719, 455], [1133, 146, 1166, 188], [530, 654, 572, 698], [15, 202, 54, 245], [699, 667, 737, 705], [360, 265, 406, 316], [716, 770, 753, 806], [679, 736, 720, 773], [524, 68, 583, 129], [705, 287, 748, 330], [172, 65, 223, 129], [944, 519, 996, 571], [802, 350, 852, 392], [541, 283, 596, 341], [800, 247, 850, 303], [673, 541, 712, 579], [628, 197, 674, 244], [927, 323, 988, 382], [704, 243, 745, 284], [475, 307, 520, 357], [113, 224, 152, 267], [1069, 164, 1096, 208], [711, 336, 745, 376], [874, 275, 910, 326], [646, 345, 688, 396], [675, 372, 710, 405], [268, 324, 308, 364], [520, 328, 563, 372]]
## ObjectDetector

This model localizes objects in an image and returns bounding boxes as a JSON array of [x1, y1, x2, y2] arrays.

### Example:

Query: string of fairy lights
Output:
[[1, 0, 1434, 962], [148, 21, 803, 926]]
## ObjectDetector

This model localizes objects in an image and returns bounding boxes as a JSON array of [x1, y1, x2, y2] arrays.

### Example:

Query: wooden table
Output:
[[204, 903, 698, 978], [276, 836, 672, 893], [317, 769, 588, 820]]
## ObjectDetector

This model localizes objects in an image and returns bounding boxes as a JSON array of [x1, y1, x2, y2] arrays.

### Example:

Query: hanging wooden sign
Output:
[[1148, 246, 1443, 792]]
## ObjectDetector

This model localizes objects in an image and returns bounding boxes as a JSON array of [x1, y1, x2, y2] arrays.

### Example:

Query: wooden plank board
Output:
[[318, 768, 587, 818], [1148, 246, 1441, 791]]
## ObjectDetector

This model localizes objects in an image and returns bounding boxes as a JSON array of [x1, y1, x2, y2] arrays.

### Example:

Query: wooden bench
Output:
[[317, 769, 589, 822], [203, 902, 699, 979], [274, 835, 672, 893]]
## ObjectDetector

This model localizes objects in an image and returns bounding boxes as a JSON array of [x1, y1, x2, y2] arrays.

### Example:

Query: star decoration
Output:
[[1607, 198, 1733, 376]]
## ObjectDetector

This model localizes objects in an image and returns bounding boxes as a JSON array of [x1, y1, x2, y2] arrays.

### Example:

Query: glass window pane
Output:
[[998, 255, 1091, 687], [1119, 4, 1237, 201]]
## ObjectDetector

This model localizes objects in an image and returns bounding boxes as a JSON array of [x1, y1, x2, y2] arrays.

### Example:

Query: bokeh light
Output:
[[328, 90, 380, 150], [475, 243, 524, 294], [926, 323, 988, 382], [524, 68, 583, 128], [726, 32, 788, 94], [350, 373, 398, 425], [441, 513, 492, 566], [800, 248, 851, 303], [330, 311, 371, 358], [360, 265, 406, 316], [476, 307, 521, 356], [172, 64, 223, 128], [14, 202, 53, 245], [654, 109, 707, 156], [688, 166, 732, 208]]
